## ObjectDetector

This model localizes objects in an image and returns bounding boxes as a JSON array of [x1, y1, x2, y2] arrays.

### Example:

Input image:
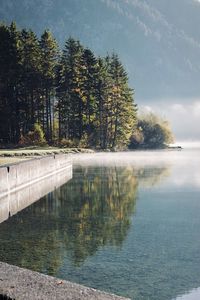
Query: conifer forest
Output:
[[0, 22, 174, 149]]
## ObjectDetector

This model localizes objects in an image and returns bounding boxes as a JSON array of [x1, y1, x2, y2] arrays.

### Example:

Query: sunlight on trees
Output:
[[129, 113, 174, 149], [0, 22, 174, 150]]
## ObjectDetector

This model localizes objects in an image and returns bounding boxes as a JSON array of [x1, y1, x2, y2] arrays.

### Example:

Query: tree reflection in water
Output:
[[0, 164, 170, 275]]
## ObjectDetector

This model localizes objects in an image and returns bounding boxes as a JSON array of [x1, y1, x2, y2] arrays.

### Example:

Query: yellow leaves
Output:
[[112, 85, 121, 97], [74, 88, 80, 93], [112, 85, 120, 92]]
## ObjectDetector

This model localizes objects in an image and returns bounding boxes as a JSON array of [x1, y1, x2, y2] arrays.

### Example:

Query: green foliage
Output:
[[57, 37, 85, 140], [102, 54, 137, 150], [19, 123, 47, 146], [78, 133, 89, 148], [129, 128, 144, 149], [58, 138, 78, 148], [0, 22, 22, 143], [0, 22, 174, 150], [56, 40, 137, 150], [129, 113, 174, 149]]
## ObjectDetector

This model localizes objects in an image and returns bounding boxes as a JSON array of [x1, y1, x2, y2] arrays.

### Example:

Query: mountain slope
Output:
[[0, 0, 200, 102]]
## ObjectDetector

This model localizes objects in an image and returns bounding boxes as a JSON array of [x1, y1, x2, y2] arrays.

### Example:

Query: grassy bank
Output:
[[0, 147, 95, 166], [0, 146, 94, 158]]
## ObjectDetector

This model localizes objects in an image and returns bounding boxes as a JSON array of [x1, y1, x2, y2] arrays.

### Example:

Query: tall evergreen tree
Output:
[[81, 48, 98, 139], [95, 57, 112, 149], [0, 23, 10, 143], [0, 22, 138, 149], [20, 29, 41, 134], [0, 22, 22, 143], [40, 30, 59, 141], [106, 54, 137, 149], [57, 38, 84, 140]]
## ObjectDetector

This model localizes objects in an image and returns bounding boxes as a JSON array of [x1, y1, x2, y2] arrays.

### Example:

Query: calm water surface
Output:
[[0, 149, 200, 300]]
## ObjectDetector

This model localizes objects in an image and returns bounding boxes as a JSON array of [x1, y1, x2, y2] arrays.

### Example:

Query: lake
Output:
[[0, 149, 200, 300]]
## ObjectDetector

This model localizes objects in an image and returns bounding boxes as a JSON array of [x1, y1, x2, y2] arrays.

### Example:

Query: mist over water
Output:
[[73, 148, 200, 166], [0, 148, 200, 300], [174, 141, 200, 149]]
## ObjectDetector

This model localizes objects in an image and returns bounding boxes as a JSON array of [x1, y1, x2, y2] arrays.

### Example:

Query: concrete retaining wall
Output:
[[0, 168, 72, 224], [0, 167, 8, 196], [0, 155, 72, 197], [0, 155, 72, 223]]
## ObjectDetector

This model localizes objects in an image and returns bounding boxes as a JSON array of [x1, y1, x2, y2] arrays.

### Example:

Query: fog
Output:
[[73, 149, 200, 166], [139, 99, 200, 142], [73, 148, 200, 188]]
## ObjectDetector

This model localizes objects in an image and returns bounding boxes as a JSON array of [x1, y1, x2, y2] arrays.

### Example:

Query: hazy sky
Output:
[[139, 98, 200, 142]]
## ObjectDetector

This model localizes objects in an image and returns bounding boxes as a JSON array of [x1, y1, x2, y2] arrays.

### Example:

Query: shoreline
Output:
[[0, 147, 94, 161], [0, 262, 129, 300], [0, 146, 183, 166]]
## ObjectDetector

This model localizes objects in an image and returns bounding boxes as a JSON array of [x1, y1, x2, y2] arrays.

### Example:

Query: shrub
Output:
[[18, 123, 47, 146], [129, 113, 174, 149], [129, 128, 144, 149], [78, 133, 89, 148], [59, 138, 79, 148]]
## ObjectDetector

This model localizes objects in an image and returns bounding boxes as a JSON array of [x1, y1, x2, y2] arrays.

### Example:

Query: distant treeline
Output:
[[0, 22, 173, 149]]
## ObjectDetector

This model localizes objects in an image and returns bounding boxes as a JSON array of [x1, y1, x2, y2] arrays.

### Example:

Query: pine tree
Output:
[[81, 48, 98, 141], [57, 38, 84, 140], [40, 30, 59, 142], [0, 22, 22, 143], [20, 29, 41, 134], [106, 54, 137, 149], [0, 23, 10, 143], [0, 22, 138, 149], [95, 57, 112, 149]]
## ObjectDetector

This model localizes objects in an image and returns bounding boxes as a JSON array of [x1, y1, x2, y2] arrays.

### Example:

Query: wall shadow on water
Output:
[[0, 164, 170, 276]]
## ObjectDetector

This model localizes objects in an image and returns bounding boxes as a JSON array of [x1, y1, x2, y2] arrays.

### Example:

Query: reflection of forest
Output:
[[0, 166, 137, 274], [0, 164, 170, 276], [136, 166, 170, 188]]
